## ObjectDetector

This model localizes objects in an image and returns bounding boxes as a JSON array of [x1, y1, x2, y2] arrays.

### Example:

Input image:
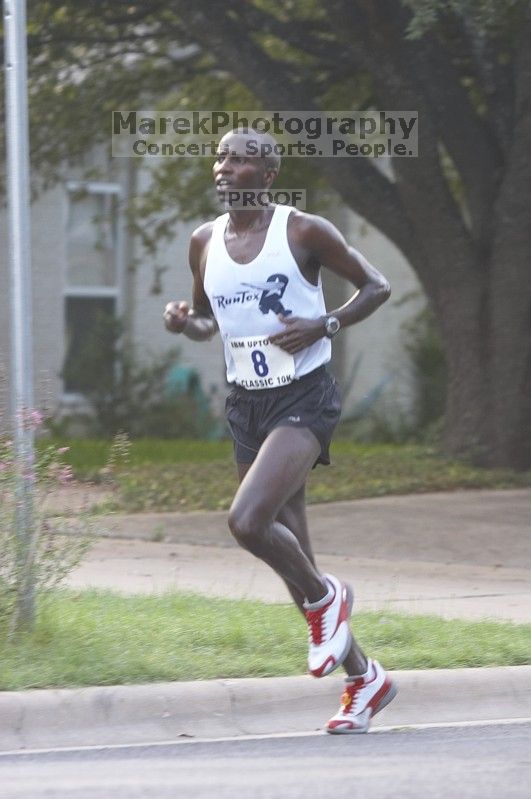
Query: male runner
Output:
[[163, 128, 397, 733]]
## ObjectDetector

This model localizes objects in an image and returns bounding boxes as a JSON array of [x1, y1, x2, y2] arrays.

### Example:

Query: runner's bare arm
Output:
[[163, 223, 218, 341], [270, 213, 390, 354]]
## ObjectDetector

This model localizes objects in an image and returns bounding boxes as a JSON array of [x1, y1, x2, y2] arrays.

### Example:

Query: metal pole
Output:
[[4, 0, 36, 630]]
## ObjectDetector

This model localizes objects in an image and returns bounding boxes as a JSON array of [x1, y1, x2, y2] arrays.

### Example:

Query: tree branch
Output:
[[178, 0, 418, 264], [320, 1, 479, 293], [373, 6, 504, 247]]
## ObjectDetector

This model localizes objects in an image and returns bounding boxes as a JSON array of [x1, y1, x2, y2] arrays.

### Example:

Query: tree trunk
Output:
[[436, 275, 489, 463], [417, 17, 531, 471], [436, 232, 531, 471], [438, 229, 531, 471], [483, 31, 531, 470]]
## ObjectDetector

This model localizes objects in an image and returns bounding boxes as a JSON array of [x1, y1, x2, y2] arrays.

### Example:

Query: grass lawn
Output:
[[44, 438, 531, 512], [1, 589, 530, 691]]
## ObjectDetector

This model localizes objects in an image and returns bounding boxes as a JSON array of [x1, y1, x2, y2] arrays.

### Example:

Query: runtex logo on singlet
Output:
[[212, 273, 293, 316]]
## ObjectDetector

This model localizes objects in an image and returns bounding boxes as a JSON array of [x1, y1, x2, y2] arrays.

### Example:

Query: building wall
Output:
[[0, 185, 66, 426], [129, 164, 227, 416], [337, 206, 424, 421]]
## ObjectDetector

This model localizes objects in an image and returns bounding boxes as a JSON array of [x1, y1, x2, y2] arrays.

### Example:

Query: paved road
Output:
[[1, 722, 530, 799]]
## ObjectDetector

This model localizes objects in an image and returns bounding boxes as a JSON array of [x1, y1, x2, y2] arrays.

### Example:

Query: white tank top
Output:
[[204, 205, 331, 388]]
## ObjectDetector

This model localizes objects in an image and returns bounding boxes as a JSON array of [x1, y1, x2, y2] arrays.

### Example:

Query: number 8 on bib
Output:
[[228, 335, 295, 389]]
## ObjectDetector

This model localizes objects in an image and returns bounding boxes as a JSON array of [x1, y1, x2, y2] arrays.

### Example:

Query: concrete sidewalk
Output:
[[67, 488, 531, 623], [1, 488, 529, 752]]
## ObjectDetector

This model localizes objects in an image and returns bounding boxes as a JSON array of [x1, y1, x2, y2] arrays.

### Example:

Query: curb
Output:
[[1, 666, 530, 751]]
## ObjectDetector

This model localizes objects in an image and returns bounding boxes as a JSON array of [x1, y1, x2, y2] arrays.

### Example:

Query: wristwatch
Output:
[[324, 315, 341, 339]]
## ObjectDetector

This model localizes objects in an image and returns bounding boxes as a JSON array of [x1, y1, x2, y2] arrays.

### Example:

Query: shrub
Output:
[[60, 312, 217, 438], [402, 306, 447, 434], [0, 412, 94, 636]]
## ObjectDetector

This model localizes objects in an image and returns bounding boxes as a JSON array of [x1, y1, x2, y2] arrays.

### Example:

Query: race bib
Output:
[[228, 335, 295, 389]]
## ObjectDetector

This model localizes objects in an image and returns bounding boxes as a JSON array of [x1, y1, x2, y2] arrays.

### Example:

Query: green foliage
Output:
[[336, 303, 448, 445], [1, 590, 529, 689], [404, 0, 529, 39], [337, 410, 416, 446], [62, 311, 120, 402], [402, 306, 447, 433], [9, 1, 360, 275], [59, 311, 217, 438], [18, 0, 528, 230]]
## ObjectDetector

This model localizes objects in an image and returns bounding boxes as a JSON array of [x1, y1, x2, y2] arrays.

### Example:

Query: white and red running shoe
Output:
[[303, 573, 353, 678], [325, 658, 397, 734]]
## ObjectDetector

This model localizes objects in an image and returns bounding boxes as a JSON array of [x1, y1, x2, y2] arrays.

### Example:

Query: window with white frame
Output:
[[63, 182, 124, 396]]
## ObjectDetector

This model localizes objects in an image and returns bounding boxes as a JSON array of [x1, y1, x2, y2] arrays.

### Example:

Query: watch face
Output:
[[326, 316, 340, 337]]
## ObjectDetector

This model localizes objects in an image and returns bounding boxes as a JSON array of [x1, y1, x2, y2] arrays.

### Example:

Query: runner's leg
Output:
[[276, 485, 367, 675], [233, 431, 367, 674], [229, 425, 327, 603]]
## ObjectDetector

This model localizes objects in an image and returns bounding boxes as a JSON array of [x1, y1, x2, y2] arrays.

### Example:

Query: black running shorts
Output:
[[224, 365, 341, 466]]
